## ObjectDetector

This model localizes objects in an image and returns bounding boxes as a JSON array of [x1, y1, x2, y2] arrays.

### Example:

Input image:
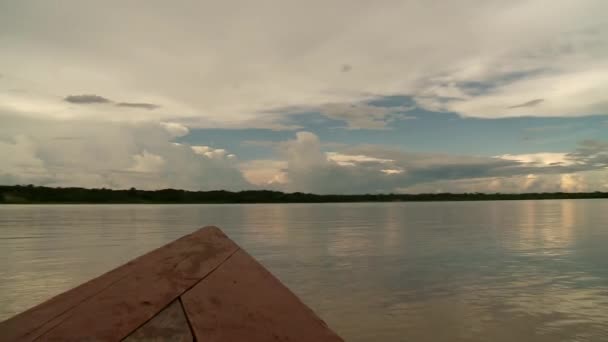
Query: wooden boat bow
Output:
[[0, 226, 343, 341]]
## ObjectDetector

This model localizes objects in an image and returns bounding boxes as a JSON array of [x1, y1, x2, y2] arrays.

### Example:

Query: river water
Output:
[[1, 200, 608, 341]]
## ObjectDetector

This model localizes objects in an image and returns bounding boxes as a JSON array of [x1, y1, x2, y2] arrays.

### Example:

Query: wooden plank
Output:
[[181, 249, 344, 342], [123, 299, 192, 342], [0, 251, 141, 341], [0, 226, 239, 341]]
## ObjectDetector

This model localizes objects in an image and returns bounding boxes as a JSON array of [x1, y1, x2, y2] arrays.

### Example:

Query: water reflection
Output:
[[1, 200, 608, 341]]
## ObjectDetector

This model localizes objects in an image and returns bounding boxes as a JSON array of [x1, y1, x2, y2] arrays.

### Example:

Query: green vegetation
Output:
[[1, 185, 607, 204]]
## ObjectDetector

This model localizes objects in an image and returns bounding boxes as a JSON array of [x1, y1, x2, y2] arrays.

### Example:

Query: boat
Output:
[[0, 226, 343, 341]]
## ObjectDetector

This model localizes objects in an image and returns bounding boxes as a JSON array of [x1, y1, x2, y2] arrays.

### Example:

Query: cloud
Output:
[[319, 103, 414, 129], [274, 132, 608, 194], [116, 102, 160, 110], [341, 64, 352, 73], [65, 94, 160, 111], [3, 1, 606, 128], [160, 122, 189, 137], [326, 152, 394, 166], [128, 150, 165, 173], [567, 139, 608, 167], [64, 94, 111, 104], [0, 135, 49, 185], [239, 160, 288, 186], [508, 98, 544, 109], [497, 153, 574, 166], [1, 114, 606, 193], [0, 115, 251, 190], [191, 145, 234, 159]]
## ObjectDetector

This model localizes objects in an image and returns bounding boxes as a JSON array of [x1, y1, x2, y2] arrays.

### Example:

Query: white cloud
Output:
[[396, 173, 586, 194], [381, 169, 404, 175], [191, 146, 229, 159], [239, 160, 288, 186], [560, 174, 587, 192], [277, 133, 608, 194], [1, 0, 606, 130], [128, 150, 166, 173], [497, 153, 574, 166], [326, 152, 394, 166], [0, 135, 48, 184], [160, 122, 189, 137], [0, 115, 251, 190]]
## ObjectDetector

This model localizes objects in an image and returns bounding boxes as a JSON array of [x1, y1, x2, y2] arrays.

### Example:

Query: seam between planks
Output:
[[179, 297, 197, 342], [24, 269, 136, 341], [14, 233, 194, 340], [34, 245, 240, 341], [118, 247, 241, 341]]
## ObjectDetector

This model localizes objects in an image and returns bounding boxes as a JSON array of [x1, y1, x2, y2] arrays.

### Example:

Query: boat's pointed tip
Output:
[[196, 225, 228, 237]]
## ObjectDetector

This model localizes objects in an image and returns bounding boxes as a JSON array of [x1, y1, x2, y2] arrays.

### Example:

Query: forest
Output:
[[1, 185, 607, 204]]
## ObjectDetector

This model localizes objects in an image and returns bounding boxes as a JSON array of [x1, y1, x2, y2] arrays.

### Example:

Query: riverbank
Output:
[[2, 185, 607, 204]]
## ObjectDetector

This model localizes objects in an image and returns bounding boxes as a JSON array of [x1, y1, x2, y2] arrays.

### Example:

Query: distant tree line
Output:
[[1, 185, 607, 204]]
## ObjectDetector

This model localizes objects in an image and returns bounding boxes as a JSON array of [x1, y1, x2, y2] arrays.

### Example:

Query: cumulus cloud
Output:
[[0, 135, 48, 185], [160, 122, 189, 137], [239, 160, 288, 186], [273, 132, 608, 194], [0, 115, 251, 190], [191, 145, 235, 159], [1, 115, 606, 193], [397, 170, 607, 194], [128, 150, 166, 173]]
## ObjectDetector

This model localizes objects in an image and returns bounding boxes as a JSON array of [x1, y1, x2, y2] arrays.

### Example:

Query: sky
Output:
[[1, 0, 607, 194]]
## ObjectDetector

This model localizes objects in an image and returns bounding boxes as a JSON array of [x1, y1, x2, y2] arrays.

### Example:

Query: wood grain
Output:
[[123, 299, 192, 342], [181, 249, 344, 342], [0, 226, 344, 342], [0, 226, 238, 342]]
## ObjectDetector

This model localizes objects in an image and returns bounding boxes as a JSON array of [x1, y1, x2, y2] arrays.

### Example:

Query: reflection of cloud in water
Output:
[[327, 230, 373, 258], [2, 201, 608, 341], [508, 200, 578, 256], [381, 204, 405, 254], [241, 204, 289, 246]]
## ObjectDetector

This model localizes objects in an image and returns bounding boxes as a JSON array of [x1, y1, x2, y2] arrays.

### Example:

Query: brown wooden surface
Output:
[[182, 249, 344, 342], [0, 226, 343, 342], [123, 299, 193, 342], [0, 226, 238, 341]]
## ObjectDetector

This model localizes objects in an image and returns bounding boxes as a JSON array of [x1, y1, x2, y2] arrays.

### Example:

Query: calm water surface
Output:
[[1, 200, 608, 341]]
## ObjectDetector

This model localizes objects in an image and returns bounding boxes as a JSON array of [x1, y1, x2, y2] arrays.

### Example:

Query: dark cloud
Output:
[[567, 140, 608, 167], [458, 69, 549, 96], [64, 94, 112, 104], [63, 94, 160, 110], [341, 64, 352, 72], [508, 99, 544, 109], [116, 102, 160, 110]]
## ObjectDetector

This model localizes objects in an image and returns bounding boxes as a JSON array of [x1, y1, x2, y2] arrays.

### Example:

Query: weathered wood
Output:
[[0, 250, 141, 341], [123, 299, 193, 342], [181, 249, 344, 342], [0, 226, 343, 342], [0, 226, 239, 341]]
